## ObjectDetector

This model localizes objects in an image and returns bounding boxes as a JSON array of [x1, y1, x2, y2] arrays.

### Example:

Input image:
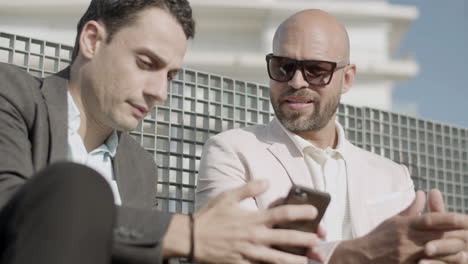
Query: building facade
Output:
[[0, 0, 419, 111]]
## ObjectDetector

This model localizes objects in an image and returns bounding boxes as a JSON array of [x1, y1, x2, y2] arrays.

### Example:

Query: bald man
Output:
[[196, 9, 468, 264]]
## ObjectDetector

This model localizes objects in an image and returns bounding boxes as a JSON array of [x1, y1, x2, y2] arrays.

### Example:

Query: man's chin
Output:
[[279, 111, 312, 123], [113, 119, 139, 132], [278, 116, 305, 128], [281, 106, 315, 116]]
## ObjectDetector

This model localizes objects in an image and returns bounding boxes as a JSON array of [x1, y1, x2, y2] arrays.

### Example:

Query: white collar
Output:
[[277, 118, 347, 159], [67, 91, 119, 157]]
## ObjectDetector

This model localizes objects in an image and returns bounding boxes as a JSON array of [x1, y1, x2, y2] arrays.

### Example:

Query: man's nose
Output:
[[288, 68, 309, 89], [144, 75, 168, 104]]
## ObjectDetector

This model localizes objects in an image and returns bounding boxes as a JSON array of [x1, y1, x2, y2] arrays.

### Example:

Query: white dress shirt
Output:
[[279, 121, 353, 242], [66, 92, 122, 205]]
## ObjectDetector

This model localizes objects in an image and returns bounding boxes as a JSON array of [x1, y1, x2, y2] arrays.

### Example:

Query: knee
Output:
[[33, 162, 114, 205], [3, 162, 115, 229]]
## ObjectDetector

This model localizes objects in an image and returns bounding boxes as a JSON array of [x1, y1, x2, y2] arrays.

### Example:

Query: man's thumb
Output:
[[400, 190, 426, 216]]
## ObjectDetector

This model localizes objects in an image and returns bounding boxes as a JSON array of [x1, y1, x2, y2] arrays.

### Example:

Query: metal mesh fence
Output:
[[1, 32, 467, 214]]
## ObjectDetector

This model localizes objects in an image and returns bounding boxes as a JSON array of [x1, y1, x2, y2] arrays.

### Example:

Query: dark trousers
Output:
[[0, 162, 116, 264]]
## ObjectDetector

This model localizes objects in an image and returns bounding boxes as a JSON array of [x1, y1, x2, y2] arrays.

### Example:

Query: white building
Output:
[[0, 0, 419, 111]]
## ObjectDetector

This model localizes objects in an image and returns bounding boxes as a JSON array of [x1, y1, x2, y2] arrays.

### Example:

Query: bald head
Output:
[[273, 9, 350, 61]]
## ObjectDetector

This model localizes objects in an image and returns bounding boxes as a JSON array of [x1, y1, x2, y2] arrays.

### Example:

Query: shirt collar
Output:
[[67, 91, 119, 158], [67, 91, 81, 133], [277, 119, 347, 158], [103, 130, 119, 157]]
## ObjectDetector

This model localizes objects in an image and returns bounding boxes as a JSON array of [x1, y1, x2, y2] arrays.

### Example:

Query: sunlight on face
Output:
[[269, 19, 346, 132], [84, 7, 188, 132]]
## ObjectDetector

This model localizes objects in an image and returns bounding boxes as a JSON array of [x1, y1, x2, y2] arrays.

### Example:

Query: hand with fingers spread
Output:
[[331, 190, 432, 264], [329, 190, 468, 264], [193, 180, 324, 264], [329, 190, 443, 264], [417, 189, 468, 264]]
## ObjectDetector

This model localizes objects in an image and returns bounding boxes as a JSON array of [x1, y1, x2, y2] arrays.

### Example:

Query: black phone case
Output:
[[274, 185, 331, 256]]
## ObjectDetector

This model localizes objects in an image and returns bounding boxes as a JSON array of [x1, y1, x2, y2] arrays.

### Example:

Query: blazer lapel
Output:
[[114, 133, 134, 207], [113, 133, 154, 209], [266, 119, 312, 187], [40, 69, 69, 163], [341, 141, 370, 237]]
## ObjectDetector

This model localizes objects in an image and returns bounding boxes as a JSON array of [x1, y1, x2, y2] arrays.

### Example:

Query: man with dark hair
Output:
[[0, 1, 325, 264], [71, 0, 195, 61]]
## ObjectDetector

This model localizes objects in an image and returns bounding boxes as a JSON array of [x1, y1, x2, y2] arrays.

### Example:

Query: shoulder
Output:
[[0, 62, 28, 76], [204, 122, 270, 153], [0, 63, 43, 120], [0, 62, 41, 90], [205, 123, 270, 149], [0, 63, 42, 101]]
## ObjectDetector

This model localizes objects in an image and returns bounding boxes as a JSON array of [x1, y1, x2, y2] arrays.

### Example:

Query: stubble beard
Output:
[[272, 89, 341, 133]]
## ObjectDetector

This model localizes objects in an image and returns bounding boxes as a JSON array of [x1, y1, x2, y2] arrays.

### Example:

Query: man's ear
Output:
[[79, 21, 106, 60], [341, 64, 356, 94]]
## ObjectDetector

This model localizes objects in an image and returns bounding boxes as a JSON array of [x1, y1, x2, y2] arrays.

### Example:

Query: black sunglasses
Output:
[[266, 53, 349, 86]]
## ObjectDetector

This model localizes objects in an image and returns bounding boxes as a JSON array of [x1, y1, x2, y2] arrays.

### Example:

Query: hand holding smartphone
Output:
[[274, 185, 331, 255]]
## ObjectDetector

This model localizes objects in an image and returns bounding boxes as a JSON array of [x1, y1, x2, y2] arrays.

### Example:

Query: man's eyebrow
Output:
[[137, 48, 182, 72], [137, 48, 168, 66]]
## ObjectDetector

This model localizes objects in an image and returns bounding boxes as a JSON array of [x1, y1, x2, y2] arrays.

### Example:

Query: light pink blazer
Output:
[[196, 118, 415, 261]]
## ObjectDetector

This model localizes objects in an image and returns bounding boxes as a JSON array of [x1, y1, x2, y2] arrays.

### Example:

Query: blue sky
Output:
[[389, 0, 468, 128]]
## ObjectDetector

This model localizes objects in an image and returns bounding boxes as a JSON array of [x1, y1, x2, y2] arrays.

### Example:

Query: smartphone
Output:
[[274, 185, 331, 255]]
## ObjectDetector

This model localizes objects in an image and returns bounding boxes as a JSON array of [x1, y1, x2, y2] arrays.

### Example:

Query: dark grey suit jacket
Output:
[[0, 62, 173, 264]]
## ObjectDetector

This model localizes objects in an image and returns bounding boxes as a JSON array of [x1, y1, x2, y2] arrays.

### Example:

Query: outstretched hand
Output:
[[417, 189, 468, 264], [329, 190, 445, 264], [348, 189, 468, 264]]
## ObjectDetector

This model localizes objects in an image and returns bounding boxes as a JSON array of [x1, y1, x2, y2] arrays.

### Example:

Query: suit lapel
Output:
[[341, 141, 370, 237], [40, 69, 69, 163], [266, 119, 312, 187], [113, 133, 152, 208], [114, 133, 134, 206]]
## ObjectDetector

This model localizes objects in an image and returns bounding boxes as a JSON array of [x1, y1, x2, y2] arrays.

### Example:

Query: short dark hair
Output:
[[71, 0, 195, 61]]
